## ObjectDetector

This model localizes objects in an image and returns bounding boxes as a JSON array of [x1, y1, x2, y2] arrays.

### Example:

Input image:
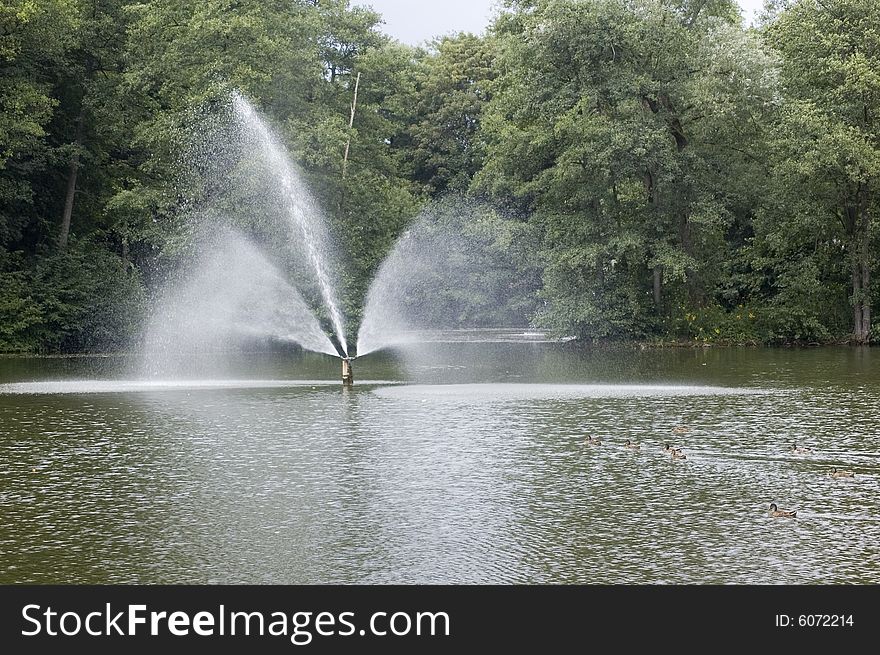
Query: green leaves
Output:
[[762, 0, 880, 342], [0, 243, 145, 352], [1, 0, 877, 352], [403, 34, 496, 195], [478, 0, 761, 338]]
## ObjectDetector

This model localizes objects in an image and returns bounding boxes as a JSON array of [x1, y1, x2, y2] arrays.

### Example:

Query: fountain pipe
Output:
[[342, 357, 354, 386]]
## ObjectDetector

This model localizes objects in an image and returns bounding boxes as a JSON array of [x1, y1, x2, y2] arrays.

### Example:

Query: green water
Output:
[[1, 341, 878, 583]]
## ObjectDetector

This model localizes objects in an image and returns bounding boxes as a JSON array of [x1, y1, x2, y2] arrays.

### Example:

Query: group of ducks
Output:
[[582, 434, 858, 519], [582, 431, 690, 462]]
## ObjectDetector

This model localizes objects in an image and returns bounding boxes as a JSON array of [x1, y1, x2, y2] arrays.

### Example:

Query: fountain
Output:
[[356, 198, 537, 358], [230, 93, 349, 357], [143, 228, 339, 377], [341, 357, 354, 386], [145, 93, 538, 385], [145, 92, 351, 373]]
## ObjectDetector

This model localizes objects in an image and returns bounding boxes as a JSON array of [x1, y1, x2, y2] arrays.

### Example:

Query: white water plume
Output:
[[231, 92, 348, 355], [144, 230, 337, 376], [356, 201, 540, 356]]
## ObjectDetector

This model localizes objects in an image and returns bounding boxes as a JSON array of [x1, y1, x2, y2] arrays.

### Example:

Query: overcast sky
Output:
[[351, 1, 766, 45]]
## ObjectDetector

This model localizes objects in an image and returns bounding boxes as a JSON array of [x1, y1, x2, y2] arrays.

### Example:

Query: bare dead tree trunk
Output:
[[342, 71, 361, 180], [59, 109, 85, 250]]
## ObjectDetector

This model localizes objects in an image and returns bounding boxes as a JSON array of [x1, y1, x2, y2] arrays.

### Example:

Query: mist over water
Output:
[[357, 201, 539, 356], [142, 91, 350, 371], [144, 230, 338, 376]]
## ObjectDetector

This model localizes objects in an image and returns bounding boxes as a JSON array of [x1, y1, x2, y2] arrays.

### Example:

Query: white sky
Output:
[[352, 1, 766, 45]]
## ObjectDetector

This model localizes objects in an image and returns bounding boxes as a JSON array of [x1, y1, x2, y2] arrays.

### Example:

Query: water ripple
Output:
[[1, 349, 879, 583]]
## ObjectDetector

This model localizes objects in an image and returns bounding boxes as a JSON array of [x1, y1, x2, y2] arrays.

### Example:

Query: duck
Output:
[[769, 502, 797, 518], [791, 443, 812, 454], [663, 443, 686, 459], [672, 426, 689, 435], [624, 439, 640, 450], [584, 435, 602, 446], [829, 469, 855, 478]]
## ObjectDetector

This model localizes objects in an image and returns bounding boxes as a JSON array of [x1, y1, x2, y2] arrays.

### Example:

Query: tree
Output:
[[2, 0, 877, 353], [407, 33, 496, 195], [0, 0, 73, 249], [477, 0, 773, 338], [765, 0, 880, 343]]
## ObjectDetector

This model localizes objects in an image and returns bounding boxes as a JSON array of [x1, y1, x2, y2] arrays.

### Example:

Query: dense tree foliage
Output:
[[761, 0, 880, 344], [0, 0, 877, 352]]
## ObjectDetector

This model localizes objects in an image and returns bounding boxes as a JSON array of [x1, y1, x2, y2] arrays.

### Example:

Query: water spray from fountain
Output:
[[144, 94, 537, 385], [356, 199, 540, 358], [231, 92, 349, 357], [144, 229, 338, 377], [143, 90, 355, 381]]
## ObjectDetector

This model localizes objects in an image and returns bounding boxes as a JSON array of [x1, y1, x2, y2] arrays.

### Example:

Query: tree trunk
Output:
[[853, 225, 871, 344], [653, 265, 662, 309], [852, 259, 864, 342], [342, 71, 361, 181], [59, 110, 85, 250], [862, 256, 871, 340], [849, 190, 872, 344], [851, 278, 870, 344]]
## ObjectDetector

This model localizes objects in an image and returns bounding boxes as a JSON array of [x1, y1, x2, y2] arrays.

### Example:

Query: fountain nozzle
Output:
[[341, 356, 354, 386]]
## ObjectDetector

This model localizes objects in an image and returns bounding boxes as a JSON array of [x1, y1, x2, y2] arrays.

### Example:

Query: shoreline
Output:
[[0, 338, 870, 359]]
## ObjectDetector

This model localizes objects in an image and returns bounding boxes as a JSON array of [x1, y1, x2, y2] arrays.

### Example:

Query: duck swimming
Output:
[[624, 439, 640, 450], [791, 443, 812, 454], [584, 435, 602, 446], [663, 443, 686, 459], [769, 503, 797, 518], [829, 469, 855, 478]]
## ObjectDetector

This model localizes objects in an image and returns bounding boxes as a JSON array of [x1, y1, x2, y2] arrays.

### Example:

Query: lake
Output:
[[1, 337, 878, 583]]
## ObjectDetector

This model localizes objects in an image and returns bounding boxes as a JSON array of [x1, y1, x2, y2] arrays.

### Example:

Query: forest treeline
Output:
[[1, 0, 878, 352]]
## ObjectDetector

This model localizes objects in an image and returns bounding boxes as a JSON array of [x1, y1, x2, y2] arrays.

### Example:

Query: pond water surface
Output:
[[1, 339, 878, 583]]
